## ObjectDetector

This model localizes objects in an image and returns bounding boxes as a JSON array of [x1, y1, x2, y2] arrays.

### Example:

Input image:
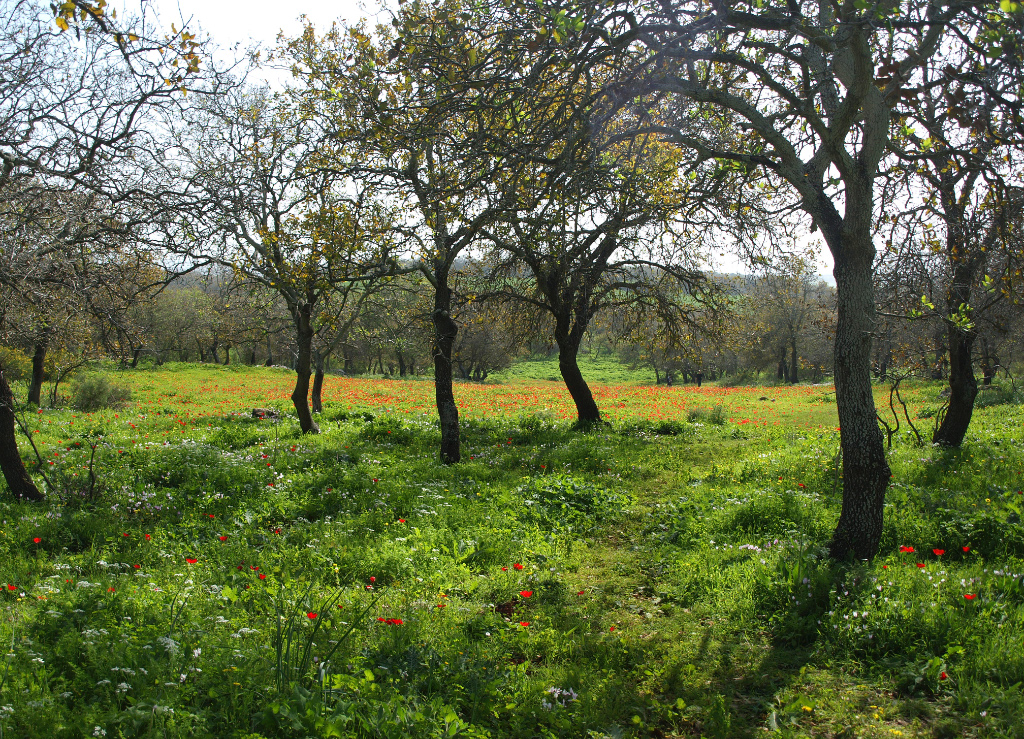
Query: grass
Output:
[[0, 363, 1021, 738]]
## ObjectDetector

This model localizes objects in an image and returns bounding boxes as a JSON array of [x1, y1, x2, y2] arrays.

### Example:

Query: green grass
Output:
[[0, 365, 1022, 738], [489, 351, 654, 386]]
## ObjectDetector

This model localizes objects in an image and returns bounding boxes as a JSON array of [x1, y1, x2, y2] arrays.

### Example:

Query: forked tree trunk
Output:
[[311, 349, 325, 415], [291, 306, 320, 434], [0, 366, 44, 502], [933, 267, 978, 447], [432, 276, 460, 464], [28, 342, 46, 406]]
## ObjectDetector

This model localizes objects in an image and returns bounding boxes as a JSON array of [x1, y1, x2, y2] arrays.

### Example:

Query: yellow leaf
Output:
[[55, 17, 69, 31]]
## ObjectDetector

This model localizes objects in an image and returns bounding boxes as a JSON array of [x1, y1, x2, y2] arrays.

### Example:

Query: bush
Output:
[[687, 405, 726, 425], [72, 374, 132, 411], [0, 345, 31, 380]]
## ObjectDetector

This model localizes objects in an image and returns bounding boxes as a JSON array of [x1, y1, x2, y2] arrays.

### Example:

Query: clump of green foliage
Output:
[[72, 374, 133, 411]]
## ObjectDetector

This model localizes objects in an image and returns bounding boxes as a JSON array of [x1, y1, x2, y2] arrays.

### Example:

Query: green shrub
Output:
[[0, 345, 31, 380], [72, 374, 132, 411], [687, 405, 725, 425]]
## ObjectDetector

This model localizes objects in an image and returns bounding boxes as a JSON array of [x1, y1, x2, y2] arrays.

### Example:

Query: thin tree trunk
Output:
[[223, 345, 231, 366], [0, 366, 44, 502], [291, 306, 320, 434], [933, 267, 978, 447], [311, 349, 325, 415], [432, 276, 460, 464], [790, 337, 798, 384], [130, 348, 142, 369], [555, 329, 601, 424], [28, 342, 46, 406]]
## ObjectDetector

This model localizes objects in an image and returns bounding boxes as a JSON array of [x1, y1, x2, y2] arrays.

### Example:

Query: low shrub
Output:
[[72, 374, 133, 411]]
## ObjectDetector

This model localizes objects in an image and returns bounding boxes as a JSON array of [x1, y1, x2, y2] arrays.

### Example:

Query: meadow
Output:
[[1, 362, 1022, 738]]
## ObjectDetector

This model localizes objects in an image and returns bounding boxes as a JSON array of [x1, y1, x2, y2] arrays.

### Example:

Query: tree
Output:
[[593, 0, 997, 559]]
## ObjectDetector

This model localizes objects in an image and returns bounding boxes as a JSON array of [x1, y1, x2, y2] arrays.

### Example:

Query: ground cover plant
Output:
[[1, 364, 1022, 738]]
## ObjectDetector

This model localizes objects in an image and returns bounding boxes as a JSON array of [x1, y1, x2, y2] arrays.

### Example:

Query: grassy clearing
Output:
[[1, 364, 1022, 738]]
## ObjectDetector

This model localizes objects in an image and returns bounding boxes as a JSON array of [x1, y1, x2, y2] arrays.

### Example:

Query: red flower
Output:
[[963, 594, 976, 600], [186, 558, 198, 564], [519, 590, 533, 598], [519, 621, 530, 627], [219, 536, 227, 542], [122, 533, 129, 538], [501, 567, 507, 572], [133, 564, 141, 569], [513, 563, 524, 571], [882, 565, 888, 570], [7, 584, 16, 591], [307, 612, 317, 620], [577, 590, 585, 595], [208, 514, 215, 519], [32, 537, 41, 544], [398, 519, 406, 523], [258, 574, 266, 580], [274, 528, 282, 535], [899, 546, 914, 553], [377, 617, 385, 622], [237, 565, 244, 570], [610, 626, 616, 632], [370, 576, 376, 583], [940, 671, 948, 680], [932, 549, 945, 556], [145, 534, 151, 541], [108, 587, 115, 592], [916, 563, 926, 568], [962, 546, 970, 552]]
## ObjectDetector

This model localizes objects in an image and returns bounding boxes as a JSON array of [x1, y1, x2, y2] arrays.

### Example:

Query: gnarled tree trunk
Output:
[[432, 273, 460, 464], [311, 349, 325, 415], [0, 366, 44, 502], [933, 263, 978, 447], [28, 341, 46, 406], [291, 305, 320, 434], [554, 326, 600, 424]]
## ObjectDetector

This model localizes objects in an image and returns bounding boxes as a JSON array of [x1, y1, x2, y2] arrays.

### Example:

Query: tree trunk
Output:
[[130, 348, 142, 369], [789, 337, 798, 384], [311, 349, 325, 415], [0, 366, 44, 502], [432, 276, 460, 464], [223, 345, 231, 366], [827, 241, 890, 560], [291, 306, 320, 434], [555, 329, 601, 424], [265, 335, 274, 366], [28, 342, 46, 406], [933, 267, 978, 447]]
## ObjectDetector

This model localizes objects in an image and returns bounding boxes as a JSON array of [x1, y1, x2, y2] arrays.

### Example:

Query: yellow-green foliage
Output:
[[0, 345, 31, 380]]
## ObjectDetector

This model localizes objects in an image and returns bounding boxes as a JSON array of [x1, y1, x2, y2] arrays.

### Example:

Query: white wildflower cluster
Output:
[[541, 686, 579, 711]]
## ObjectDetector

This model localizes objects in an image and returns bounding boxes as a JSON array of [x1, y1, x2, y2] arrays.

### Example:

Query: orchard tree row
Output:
[[2, 0, 1024, 559]]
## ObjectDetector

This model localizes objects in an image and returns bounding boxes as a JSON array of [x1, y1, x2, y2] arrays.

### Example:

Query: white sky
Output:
[[123, 0, 835, 280]]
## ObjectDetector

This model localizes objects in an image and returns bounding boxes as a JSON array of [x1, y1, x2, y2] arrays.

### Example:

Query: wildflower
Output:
[[577, 590, 585, 595], [306, 613, 317, 620], [398, 519, 406, 523], [145, 534, 151, 541], [899, 546, 914, 553], [940, 671, 948, 680], [219, 536, 227, 542], [274, 528, 282, 535], [962, 546, 970, 552], [963, 594, 976, 600], [33, 537, 41, 544], [133, 564, 140, 569], [370, 576, 376, 583], [7, 584, 15, 591], [933, 549, 945, 556], [259, 574, 266, 580], [122, 533, 129, 538], [917, 563, 926, 568], [519, 590, 533, 598], [501, 567, 507, 572], [186, 558, 198, 564], [513, 563, 524, 571], [519, 621, 530, 627], [610, 626, 616, 632]]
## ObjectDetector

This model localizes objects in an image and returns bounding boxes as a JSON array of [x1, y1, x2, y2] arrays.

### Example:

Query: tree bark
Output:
[[291, 305, 320, 434], [28, 342, 46, 407], [0, 366, 44, 502], [827, 237, 890, 560], [555, 328, 601, 424], [789, 337, 798, 384], [432, 275, 460, 464], [311, 349, 325, 415], [933, 266, 978, 447]]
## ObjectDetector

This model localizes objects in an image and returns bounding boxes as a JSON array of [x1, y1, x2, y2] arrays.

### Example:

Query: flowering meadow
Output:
[[1, 363, 1022, 738]]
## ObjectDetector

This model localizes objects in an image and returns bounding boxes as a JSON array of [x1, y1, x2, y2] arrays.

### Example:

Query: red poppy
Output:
[[501, 567, 507, 572], [7, 584, 16, 591], [899, 546, 914, 553], [962, 546, 970, 552], [932, 549, 945, 556], [940, 671, 948, 680], [398, 519, 406, 523], [377, 617, 385, 622], [258, 574, 266, 580], [237, 565, 244, 570], [145, 534, 151, 541], [519, 590, 533, 598], [122, 533, 129, 538], [307, 612, 317, 620], [108, 587, 115, 592], [32, 537, 41, 544], [610, 626, 616, 632], [519, 621, 530, 627], [963, 594, 976, 600], [577, 590, 585, 595], [208, 514, 215, 519], [882, 565, 888, 570], [133, 564, 141, 569], [513, 563, 524, 571], [370, 576, 376, 583], [186, 558, 198, 564], [219, 536, 227, 542], [916, 563, 926, 568], [274, 528, 282, 535]]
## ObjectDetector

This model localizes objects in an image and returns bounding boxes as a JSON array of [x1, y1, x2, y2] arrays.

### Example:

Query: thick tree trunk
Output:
[[555, 329, 601, 424], [933, 268, 978, 447], [828, 243, 890, 560], [291, 306, 320, 434], [0, 367, 44, 502], [432, 277, 460, 464], [28, 342, 46, 406], [223, 345, 231, 366], [130, 348, 142, 369], [311, 349, 325, 415]]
